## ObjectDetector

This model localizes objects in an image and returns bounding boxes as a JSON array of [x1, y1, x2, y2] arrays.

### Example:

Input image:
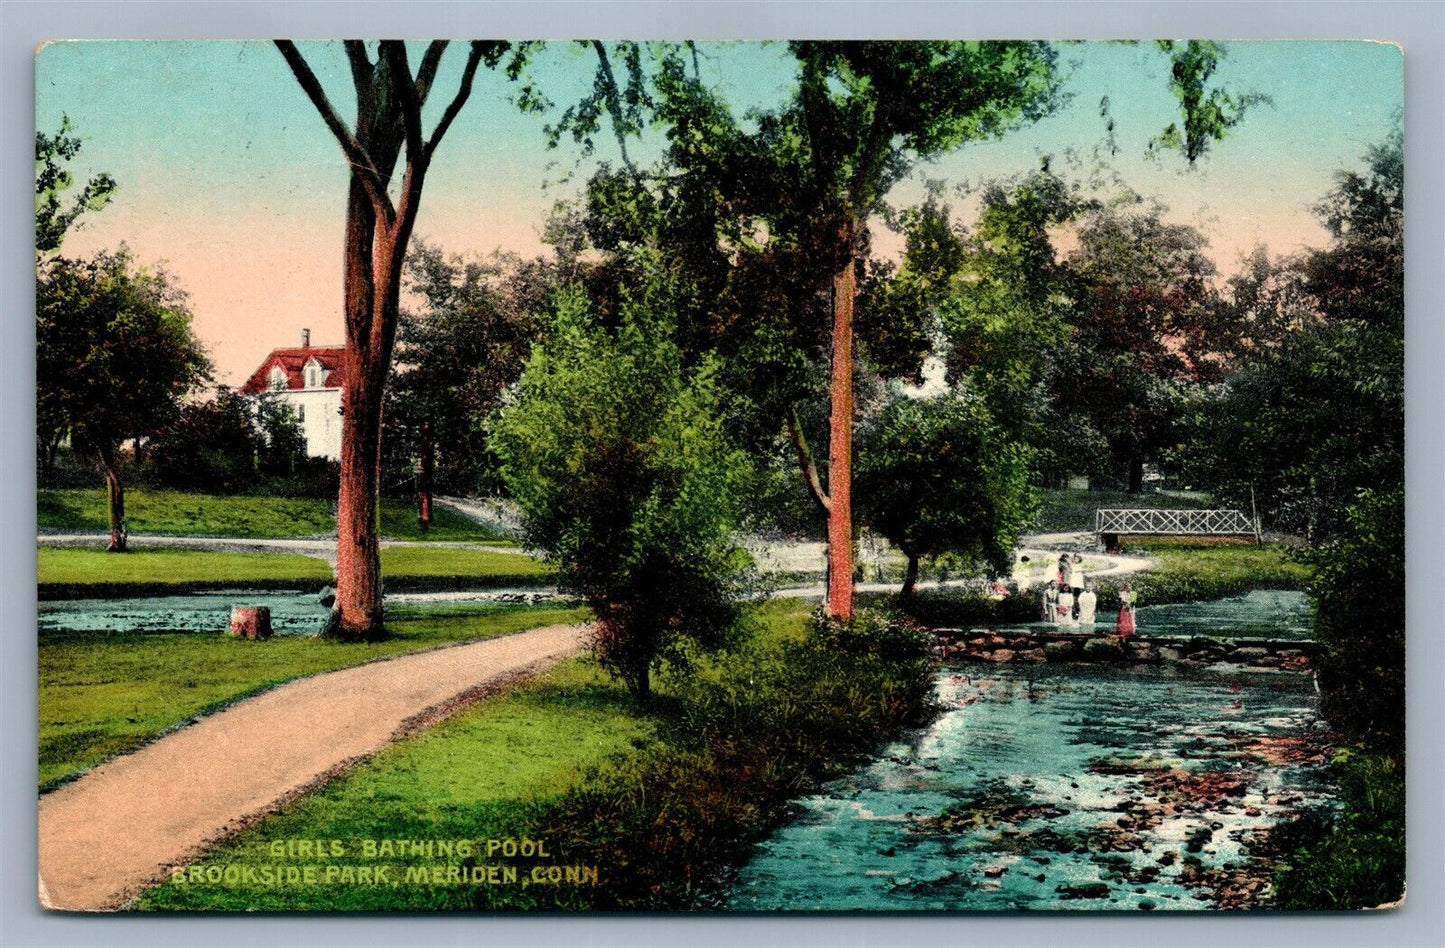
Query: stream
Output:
[[727, 598, 1330, 911]]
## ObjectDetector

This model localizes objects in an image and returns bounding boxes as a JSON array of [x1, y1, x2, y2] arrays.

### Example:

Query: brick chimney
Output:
[[301, 328, 311, 348]]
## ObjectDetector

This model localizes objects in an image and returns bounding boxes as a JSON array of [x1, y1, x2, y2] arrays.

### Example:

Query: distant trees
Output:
[[384, 240, 547, 525], [36, 249, 210, 550], [493, 280, 750, 701]]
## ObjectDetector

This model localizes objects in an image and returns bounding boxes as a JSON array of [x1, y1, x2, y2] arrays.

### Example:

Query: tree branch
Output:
[[415, 40, 448, 106], [425, 41, 487, 162], [589, 41, 638, 175], [380, 42, 425, 174], [275, 41, 389, 214], [786, 406, 831, 513]]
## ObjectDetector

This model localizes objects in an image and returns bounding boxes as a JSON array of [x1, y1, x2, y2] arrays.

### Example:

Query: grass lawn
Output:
[[38, 489, 509, 543], [39, 603, 590, 789], [38, 548, 333, 596], [1031, 487, 1215, 534], [379, 546, 553, 587], [39, 546, 554, 598], [1105, 541, 1313, 607], [135, 598, 924, 911]]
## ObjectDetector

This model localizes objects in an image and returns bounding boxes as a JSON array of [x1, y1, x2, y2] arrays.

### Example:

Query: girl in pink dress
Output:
[[1115, 582, 1136, 640]]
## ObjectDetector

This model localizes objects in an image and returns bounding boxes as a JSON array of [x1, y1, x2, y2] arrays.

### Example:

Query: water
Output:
[[1005, 590, 1312, 640], [37, 588, 568, 637], [728, 662, 1331, 911]]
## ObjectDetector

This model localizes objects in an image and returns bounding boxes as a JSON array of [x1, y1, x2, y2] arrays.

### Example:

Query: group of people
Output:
[[1036, 552, 1136, 639]]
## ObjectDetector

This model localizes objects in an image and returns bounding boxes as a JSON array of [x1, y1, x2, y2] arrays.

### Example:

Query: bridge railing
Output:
[[1095, 508, 1258, 537]]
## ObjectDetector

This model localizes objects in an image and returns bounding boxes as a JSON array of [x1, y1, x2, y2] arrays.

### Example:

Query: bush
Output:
[[522, 609, 937, 909], [1272, 749, 1405, 909], [492, 281, 753, 700], [1301, 488, 1404, 753]]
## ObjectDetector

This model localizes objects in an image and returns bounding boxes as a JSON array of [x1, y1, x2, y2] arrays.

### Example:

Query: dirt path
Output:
[[38, 623, 588, 912]]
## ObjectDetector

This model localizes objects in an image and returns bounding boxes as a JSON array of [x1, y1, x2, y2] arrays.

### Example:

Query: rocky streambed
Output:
[[727, 656, 1332, 911]]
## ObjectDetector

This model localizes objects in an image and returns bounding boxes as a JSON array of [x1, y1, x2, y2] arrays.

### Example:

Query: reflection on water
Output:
[[728, 662, 1331, 911]]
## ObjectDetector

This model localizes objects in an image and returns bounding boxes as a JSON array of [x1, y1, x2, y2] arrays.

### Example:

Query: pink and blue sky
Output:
[[35, 40, 1402, 386]]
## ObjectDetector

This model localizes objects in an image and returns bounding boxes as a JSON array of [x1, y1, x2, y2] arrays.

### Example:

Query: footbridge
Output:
[[1095, 508, 1260, 549]]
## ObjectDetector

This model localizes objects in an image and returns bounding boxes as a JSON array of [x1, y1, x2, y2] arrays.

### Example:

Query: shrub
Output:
[[492, 281, 752, 701], [522, 610, 938, 909]]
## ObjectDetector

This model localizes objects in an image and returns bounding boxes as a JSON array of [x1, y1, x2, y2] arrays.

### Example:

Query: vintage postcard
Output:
[[35, 39, 1404, 912]]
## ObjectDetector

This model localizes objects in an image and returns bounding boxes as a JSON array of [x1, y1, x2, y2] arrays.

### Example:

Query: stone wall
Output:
[[935, 629, 1317, 672]]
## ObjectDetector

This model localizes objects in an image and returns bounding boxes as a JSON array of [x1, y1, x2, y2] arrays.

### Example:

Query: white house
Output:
[[240, 329, 346, 459]]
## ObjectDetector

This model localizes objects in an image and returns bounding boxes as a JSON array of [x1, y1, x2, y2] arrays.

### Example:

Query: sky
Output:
[[35, 40, 1403, 386]]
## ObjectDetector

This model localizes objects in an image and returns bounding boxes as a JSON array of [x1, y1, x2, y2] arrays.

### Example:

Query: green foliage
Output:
[[1272, 749, 1405, 909], [384, 240, 545, 496], [38, 547, 332, 593], [1300, 488, 1404, 753], [36, 248, 211, 473], [855, 390, 1034, 589], [1150, 41, 1272, 164], [1097, 542, 1311, 608], [493, 281, 752, 699], [35, 115, 116, 255], [529, 607, 936, 908]]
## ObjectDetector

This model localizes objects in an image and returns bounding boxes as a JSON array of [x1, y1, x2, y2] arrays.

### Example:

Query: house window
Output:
[[297, 405, 305, 423], [268, 366, 287, 391], [305, 364, 320, 388]]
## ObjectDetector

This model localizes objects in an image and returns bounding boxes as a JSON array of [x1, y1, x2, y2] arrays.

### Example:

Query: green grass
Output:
[[136, 659, 648, 911], [39, 546, 554, 598], [132, 599, 935, 911], [379, 546, 552, 586], [1030, 488, 1216, 534], [38, 489, 509, 543], [38, 548, 333, 594], [39, 603, 590, 788], [1102, 541, 1313, 608]]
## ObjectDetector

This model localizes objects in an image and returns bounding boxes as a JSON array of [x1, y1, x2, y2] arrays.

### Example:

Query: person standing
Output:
[[1116, 582, 1136, 640], [1077, 582, 1098, 626], [1043, 581, 1059, 624], [1058, 588, 1077, 628]]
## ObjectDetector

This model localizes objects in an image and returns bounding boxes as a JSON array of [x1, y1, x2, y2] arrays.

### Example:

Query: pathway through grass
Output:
[[40, 603, 589, 788]]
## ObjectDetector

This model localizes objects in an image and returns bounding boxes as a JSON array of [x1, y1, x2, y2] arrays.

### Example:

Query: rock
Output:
[[1018, 648, 1048, 663], [1231, 647, 1270, 660], [1157, 647, 1183, 662], [317, 585, 336, 607], [228, 606, 273, 640], [1083, 637, 1125, 661], [982, 865, 1007, 878], [1043, 641, 1077, 661], [1056, 882, 1111, 900], [987, 649, 1016, 663]]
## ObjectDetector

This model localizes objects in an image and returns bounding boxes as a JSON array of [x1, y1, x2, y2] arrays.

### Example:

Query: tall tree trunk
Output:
[[101, 451, 125, 552], [901, 547, 920, 598], [825, 224, 857, 621], [331, 179, 390, 641], [418, 418, 434, 533], [1127, 457, 1144, 495]]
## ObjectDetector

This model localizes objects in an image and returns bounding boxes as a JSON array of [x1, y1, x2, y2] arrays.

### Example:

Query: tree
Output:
[[384, 240, 547, 526], [145, 387, 262, 492], [492, 281, 751, 701], [36, 249, 210, 550], [36, 115, 116, 256], [1048, 204, 1227, 492], [855, 391, 1033, 596], [275, 40, 532, 639]]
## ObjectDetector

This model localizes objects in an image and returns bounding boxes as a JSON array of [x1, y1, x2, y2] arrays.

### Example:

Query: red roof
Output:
[[239, 346, 347, 394]]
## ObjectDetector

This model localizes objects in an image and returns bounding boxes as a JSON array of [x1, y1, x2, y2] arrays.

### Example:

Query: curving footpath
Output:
[[38, 623, 587, 912]]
